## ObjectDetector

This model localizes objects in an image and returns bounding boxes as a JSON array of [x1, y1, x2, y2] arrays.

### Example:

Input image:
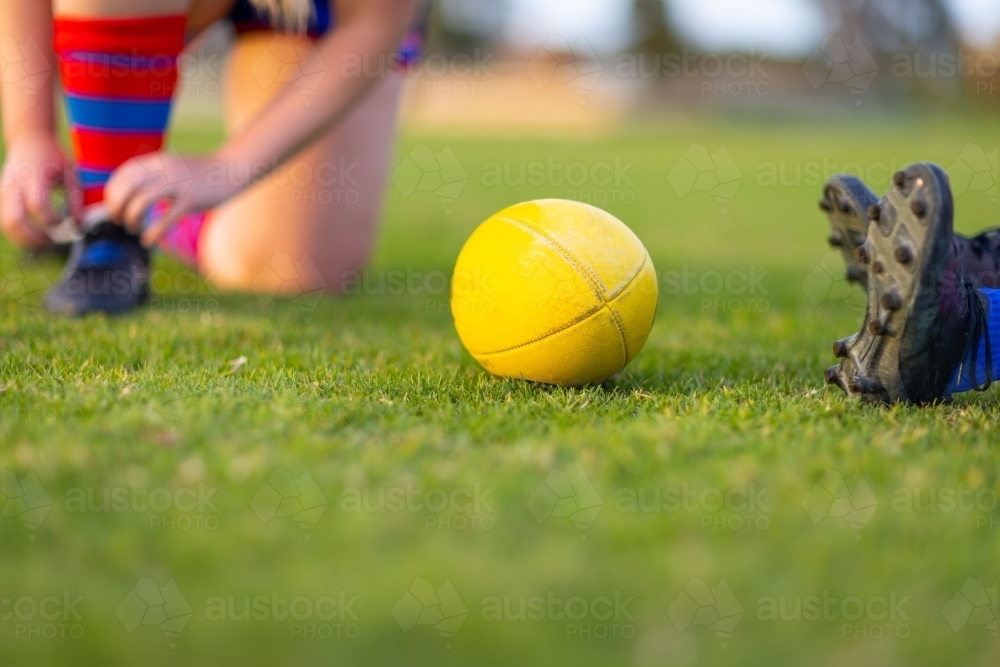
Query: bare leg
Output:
[[200, 31, 403, 294]]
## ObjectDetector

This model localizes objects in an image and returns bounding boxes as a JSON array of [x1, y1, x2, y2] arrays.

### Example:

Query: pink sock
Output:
[[153, 201, 209, 268]]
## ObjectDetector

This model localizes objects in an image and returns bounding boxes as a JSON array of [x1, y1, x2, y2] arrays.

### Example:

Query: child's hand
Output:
[[105, 152, 243, 247], [0, 132, 81, 249]]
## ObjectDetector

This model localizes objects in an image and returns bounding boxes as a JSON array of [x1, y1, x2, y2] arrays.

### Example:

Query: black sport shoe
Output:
[[43, 222, 149, 316], [820, 175, 879, 288], [824, 163, 993, 404], [821, 176, 1000, 288]]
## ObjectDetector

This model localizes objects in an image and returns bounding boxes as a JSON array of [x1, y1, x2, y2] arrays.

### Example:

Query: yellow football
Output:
[[451, 199, 657, 385]]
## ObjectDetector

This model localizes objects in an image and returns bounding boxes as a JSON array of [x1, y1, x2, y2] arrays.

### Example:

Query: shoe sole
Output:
[[824, 164, 953, 404], [819, 175, 879, 288], [43, 291, 149, 317]]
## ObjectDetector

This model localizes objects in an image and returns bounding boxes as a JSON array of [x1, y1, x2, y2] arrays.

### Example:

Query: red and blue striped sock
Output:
[[53, 16, 207, 268], [54, 15, 186, 215]]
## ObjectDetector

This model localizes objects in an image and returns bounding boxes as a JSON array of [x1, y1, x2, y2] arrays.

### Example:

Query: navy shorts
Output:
[[228, 0, 429, 64]]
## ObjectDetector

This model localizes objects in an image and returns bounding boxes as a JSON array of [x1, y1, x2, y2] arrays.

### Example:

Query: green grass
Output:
[[4, 107, 1000, 666]]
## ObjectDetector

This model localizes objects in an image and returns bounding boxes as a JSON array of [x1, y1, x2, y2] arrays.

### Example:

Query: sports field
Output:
[[3, 108, 1000, 666]]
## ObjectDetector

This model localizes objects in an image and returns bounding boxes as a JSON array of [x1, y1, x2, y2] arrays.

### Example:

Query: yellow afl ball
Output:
[[451, 199, 657, 385]]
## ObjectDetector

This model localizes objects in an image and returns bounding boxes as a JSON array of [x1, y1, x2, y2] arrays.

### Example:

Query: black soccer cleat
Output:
[[824, 163, 992, 405], [821, 175, 1000, 290], [819, 175, 879, 288], [43, 222, 149, 316]]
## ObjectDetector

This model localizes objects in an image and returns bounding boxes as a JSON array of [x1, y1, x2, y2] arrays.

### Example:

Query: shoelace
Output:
[[956, 278, 994, 392]]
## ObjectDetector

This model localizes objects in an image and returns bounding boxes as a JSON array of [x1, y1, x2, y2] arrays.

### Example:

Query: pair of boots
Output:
[[820, 163, 998, 404]]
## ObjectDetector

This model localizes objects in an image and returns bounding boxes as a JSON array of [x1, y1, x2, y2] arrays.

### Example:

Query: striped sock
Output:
[[53, 15, 186, 222]]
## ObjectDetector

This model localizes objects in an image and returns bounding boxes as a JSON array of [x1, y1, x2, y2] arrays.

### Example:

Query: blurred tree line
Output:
[[425, 0, 986, 99], [429, 0, 958, 56]]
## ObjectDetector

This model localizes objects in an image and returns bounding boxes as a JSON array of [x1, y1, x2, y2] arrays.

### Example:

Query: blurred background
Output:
[[176, 0, 1000, 133]]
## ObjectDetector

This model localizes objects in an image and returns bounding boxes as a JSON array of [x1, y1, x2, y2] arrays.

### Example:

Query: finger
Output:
[[1, 193, 49, 250], [63, 161, 85, 223], [124, 190, 160, 234], [140, 200, 189, 248], [104, 161, 146, 225], [24, 180, 58, 228]]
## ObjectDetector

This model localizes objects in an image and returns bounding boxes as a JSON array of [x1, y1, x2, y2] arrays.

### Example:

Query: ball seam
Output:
[[496, 216, 607, 302], [471, 255, 650, 359]]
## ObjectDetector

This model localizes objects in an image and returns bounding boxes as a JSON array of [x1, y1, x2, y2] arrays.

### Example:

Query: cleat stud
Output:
[[850, 375, 886, 395], [893, 171, 906, 189], [828, 231, 844, 247], [871, 260, 885, 275], [819, 198, 833, 212], [855, 241, 873, 264], [845, 267, 867, 285], [911, 200, 927, 218], [824, 366, 840, 386], [839, 201, 852, 214], [867, 204, 881, 221], [894, 246, 913, 264], [869, 316, 893, 336], [880, 289, 902, 311], [833, 339, 850, 358]]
